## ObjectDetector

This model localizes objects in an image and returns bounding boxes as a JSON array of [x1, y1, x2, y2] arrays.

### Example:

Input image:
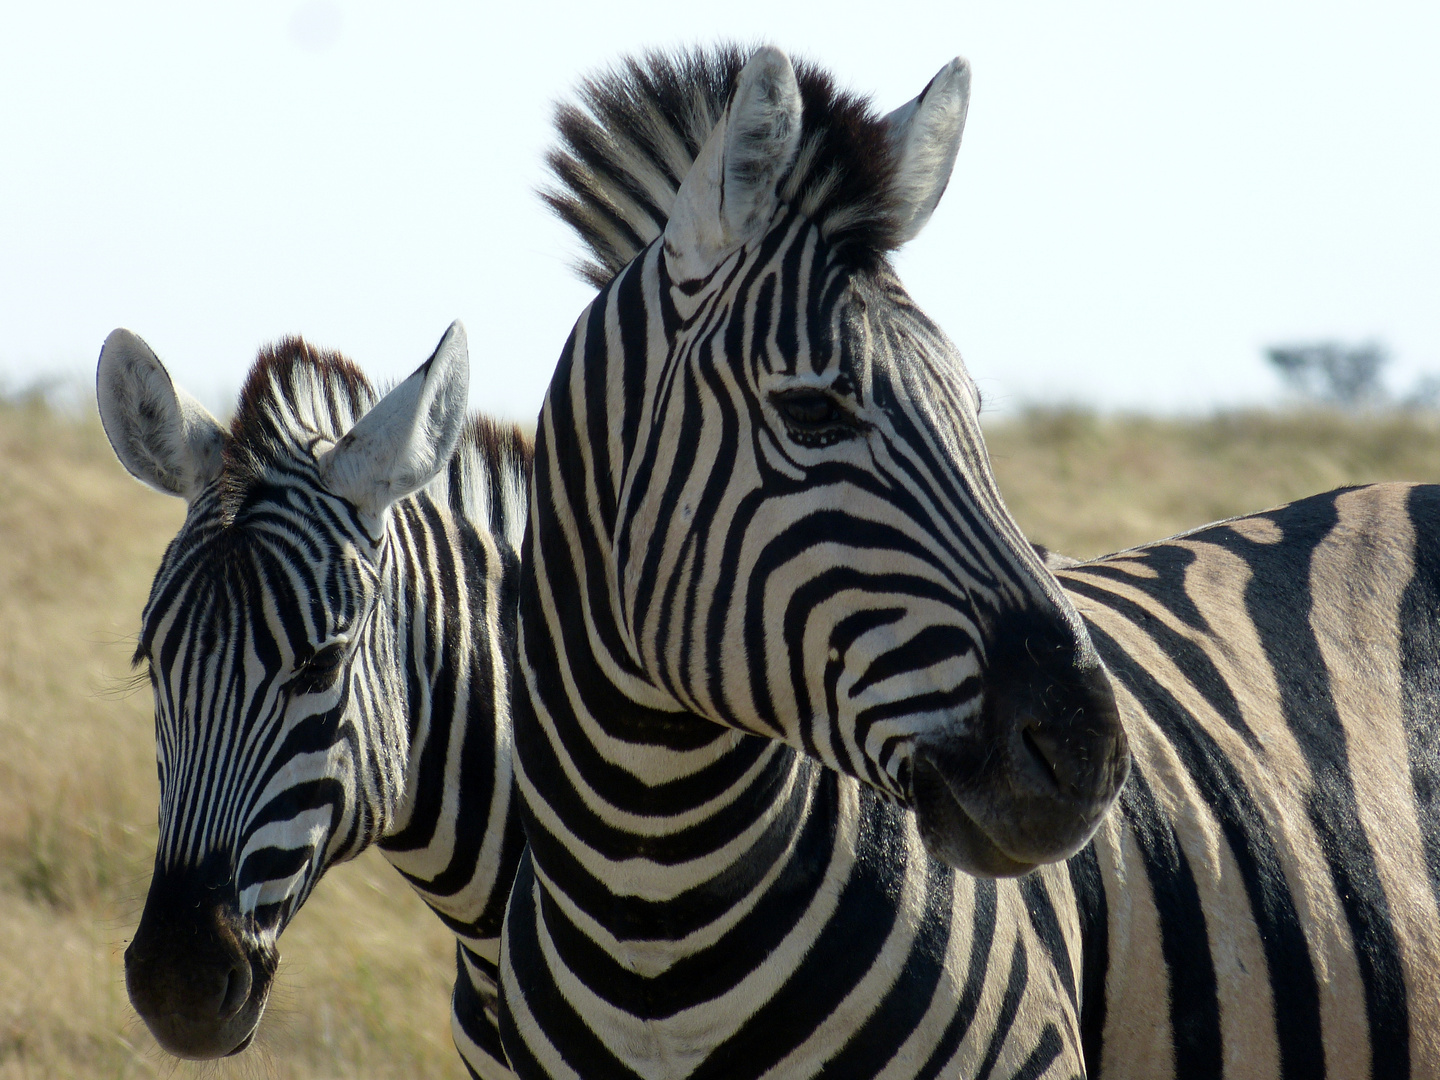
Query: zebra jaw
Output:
[[911, 752, 1042, 876]]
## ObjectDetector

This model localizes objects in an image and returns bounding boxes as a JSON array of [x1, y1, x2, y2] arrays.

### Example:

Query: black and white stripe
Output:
[[501, 47, 1129, 1079], [503, 43, 1440, 1079], [98, 323, 527, 1075], [1057, 486, 1440, 1079]]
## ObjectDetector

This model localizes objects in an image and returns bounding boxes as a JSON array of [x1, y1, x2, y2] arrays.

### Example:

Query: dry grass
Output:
[[4, 398, 1440, 1078], [984, 406, 1440, 558]]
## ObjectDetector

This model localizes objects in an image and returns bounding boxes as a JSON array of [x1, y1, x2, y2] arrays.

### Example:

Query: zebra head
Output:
[[544, 47, 1129, 877], [97, 324, 470, 1059]]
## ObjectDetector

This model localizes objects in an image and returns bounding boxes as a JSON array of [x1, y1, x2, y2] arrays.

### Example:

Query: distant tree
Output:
[[1266, 341, 1390, 408], [1402, 375, 1440, 411]]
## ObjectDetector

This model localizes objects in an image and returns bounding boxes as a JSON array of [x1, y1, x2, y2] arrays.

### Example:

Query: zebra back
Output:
[[1059, 485, 1440, 1079]]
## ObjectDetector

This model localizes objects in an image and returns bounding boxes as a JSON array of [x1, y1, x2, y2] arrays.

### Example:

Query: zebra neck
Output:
[[375, 468, 526, 955], [518, 676, 843, 914]]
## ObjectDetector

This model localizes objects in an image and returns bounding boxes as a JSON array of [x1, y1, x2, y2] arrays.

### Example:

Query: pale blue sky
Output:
[[2, 1, 1436, 418]]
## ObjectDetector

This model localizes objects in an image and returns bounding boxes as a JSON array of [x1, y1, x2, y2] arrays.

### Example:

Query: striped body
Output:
[[502, 260, 1105, 1079], [101, 330, 527, 1074], [500, 44, 1440, 1080], [506, 475, 1440, 1079], [1064, 484, 1440, 1078], [501, 48, 1128, 1079], [505, 769, 1091, 1078]]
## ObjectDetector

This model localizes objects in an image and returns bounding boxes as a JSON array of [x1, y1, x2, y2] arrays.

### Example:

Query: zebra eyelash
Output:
[[286, 643, 348, 695]]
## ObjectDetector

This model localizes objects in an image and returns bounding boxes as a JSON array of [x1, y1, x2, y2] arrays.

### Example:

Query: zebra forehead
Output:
[[139, 540, 355, 669], [545, 43, 903, 288]]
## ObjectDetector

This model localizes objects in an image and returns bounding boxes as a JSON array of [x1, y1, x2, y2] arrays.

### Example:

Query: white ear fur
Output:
[[884, 57, 971, 245], [96, 329, 227, 501], [662, 46, 803, 281], [317, 321, 470, 523]]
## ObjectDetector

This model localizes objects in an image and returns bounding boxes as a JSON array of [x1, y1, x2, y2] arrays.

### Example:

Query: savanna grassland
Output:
[[4, 396, 1440, 1078]]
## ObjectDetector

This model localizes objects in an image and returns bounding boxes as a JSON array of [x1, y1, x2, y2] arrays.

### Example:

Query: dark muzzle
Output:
[[124, 863, 277, 1059], [912, 607, 1129, 876]]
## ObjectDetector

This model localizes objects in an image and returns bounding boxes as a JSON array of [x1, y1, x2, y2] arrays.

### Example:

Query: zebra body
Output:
[[1062, 483, 1440, 1078], [501, 474, 1440, 1078], [98, 324, 527, 1075], [502, 48, 1129, 1079], [503, 43, 1440, 1079]]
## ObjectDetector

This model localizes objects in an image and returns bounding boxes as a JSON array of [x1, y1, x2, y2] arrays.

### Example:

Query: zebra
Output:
[[1050, 488, 1440, 1078], [502, 44, 1440, 1078], [97, 322, 527, 1077], [500, 46, 1131, 1078]]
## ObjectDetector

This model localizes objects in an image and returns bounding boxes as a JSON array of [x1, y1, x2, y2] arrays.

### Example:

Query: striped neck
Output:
[[375, 423, 530, 950]]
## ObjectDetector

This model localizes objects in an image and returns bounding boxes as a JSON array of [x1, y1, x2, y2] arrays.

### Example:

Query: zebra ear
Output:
[[318, 321, 470, 522], [662, 46, 803, 281], [96, 329, 227, 502], [884, 57, 971, 244]]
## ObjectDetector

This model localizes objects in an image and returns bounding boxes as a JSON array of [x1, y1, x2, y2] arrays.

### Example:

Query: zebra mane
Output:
[[545, 44, 903, 288], [221, 338, 532, 540], [222, 338, 376, 518]]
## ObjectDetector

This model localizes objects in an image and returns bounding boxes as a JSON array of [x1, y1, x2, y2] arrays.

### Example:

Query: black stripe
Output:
[[452, 943, 508, 1073], [528, 762, 832, 999], [972, 935, 1031, 1080], [1067, 842, 1109, 1077], [1400, 485, 1440, 922], [685, 791, 909, 1080], [1019, 871, 1076, 1008], [1118, 766, 1222, 1078], [1064, 572, 1261, 754], [914, 878, 997, 1080], [1208, 493, 1409, 1077], [500, 856, 638, 1080], [817, 851, 956, 1077], [1089, 621, 1323, 1078]]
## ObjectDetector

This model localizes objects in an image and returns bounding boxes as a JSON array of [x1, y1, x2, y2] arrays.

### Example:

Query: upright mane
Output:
[[545, 44, 905, 287], [219, 339, 532, 542], [230, 339, 375, 451], [221, 338, 377, 518]]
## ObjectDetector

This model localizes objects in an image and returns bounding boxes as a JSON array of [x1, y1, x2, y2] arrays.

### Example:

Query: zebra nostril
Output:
[[217, 962, 252, 1020], [1020, 724, 1065, 793]]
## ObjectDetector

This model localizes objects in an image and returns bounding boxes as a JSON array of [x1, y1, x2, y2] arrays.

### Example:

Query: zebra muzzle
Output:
[[125, 865, 278, 1059], [910, 609, 1129, 877]]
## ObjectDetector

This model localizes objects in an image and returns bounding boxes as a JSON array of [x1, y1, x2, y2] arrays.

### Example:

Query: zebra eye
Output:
[[770, 390, 862, 444], [291, 643, 347, 694]]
